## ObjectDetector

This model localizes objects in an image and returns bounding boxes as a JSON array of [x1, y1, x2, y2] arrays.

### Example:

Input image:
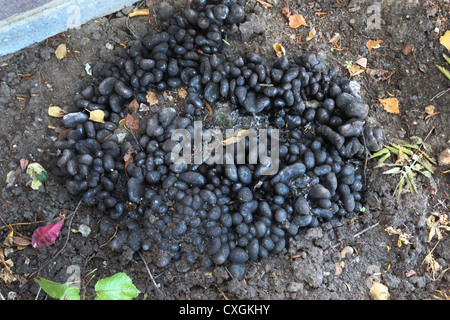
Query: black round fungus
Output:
[[54, 0, 384, 277]]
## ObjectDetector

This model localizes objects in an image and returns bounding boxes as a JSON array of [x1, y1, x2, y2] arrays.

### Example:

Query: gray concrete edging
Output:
[[0, 0, 138, 57]]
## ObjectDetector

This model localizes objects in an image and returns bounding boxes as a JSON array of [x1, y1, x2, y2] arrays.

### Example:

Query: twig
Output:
[[430, 87, 450, 101], [406, 126, 435, 162], [138, 252, 161, 292], [31, 199, 83, 277], [353, 222, 380, 238]]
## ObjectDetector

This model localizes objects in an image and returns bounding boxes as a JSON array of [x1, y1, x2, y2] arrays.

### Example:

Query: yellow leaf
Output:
[[146, 91, 158, 105], [370, 281, 390, 300], [289, 14, 307, 29], [48, 106, 65, 118], [439, 30, 450, 51], [306, 27, 316, 41], [255, 0, 273, 7], [379, 97, 399, 114], [89, 110, 105, 123], [55, 44, 67, 60], [366, 39, 383, 52], [128, 9, 150, 17], [273, 43, 286, 58]]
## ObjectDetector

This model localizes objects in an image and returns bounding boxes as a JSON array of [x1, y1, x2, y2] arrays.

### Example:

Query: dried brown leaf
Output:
[[366, 39, 383, 52], [289, 14, 307, 29], [379, 97, 400, 114], [146, 91, 158, 105], [55, 44, 67, 60], [306, 27, 316, 41]]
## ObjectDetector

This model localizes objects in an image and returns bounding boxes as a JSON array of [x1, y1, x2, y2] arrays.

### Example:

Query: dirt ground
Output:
[[0, 0, 449, 302]]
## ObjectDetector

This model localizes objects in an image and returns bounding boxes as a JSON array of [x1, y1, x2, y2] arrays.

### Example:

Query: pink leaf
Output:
[[31, 219, 65, 249], [20, 158, 29, 173]]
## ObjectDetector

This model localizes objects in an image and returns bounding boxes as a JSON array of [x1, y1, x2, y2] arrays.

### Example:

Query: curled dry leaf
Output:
[[329, 33, 341, 44], [289, 14, 307, 29], [55, 44, 67, 60], [369, 281, 390, 300], [306, 27, 316, 41], [255, 0, 273, 7], [379, 97, 399, 114], [89, 109, 105, 123], [178, 88, 187, 99], [273, 43, 286, 58], [366, 39, 383, 52], [146, 91, 158, 105], [355, 57, 367, 68], [128, 9, 150, 17], [48, 106, 65, 118]]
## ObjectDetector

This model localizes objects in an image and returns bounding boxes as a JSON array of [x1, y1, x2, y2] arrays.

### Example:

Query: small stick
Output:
[[406, 126, 435, 162], [353, 222, 379, 238], [138, 252, 161, 292]]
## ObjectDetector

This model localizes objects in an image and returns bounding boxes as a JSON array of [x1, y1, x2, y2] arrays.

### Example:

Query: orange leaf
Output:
[[289, 14, 307, 29], [123, 146, 137, 170], [367, 39, 383, 51], [379, 97, 399, 114]]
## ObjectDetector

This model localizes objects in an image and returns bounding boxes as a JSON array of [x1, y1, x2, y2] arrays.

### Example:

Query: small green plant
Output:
[[35, 272, 140, 300], [436, 53, 450, 81], [370, 136, 436, 197]]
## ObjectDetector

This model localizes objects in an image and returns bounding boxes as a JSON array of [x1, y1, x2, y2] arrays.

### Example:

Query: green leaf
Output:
[[443, 53, 450, 65], [34, 278, 80, 300], [370, 148, 389, 159], [437, 64, 450, 81], [94, 273, 139, 300], [411, 154, 434, 173], [383, 167, 401, 174]]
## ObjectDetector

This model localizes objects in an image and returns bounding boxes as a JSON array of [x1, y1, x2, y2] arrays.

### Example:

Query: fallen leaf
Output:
[[31, 219, 65, 249], [146, 91, 158, 105], [424, 105, 435, 115], [355, 57, 368, 68], [385, 226, 412, 247], [255, 0, 273, 7], [366, 39, 383, 52], [123, 146, 138, 170], [127, 98, 139, 114], [128, 8, 150, 17], [439, 30, 450, 51], [369, 281, 390, 300], [402, 44, 415, 56], [347, 64, 365, 78], [328, 33, 341, 45], [306, 27, 316, 41], [20, 158, 29, 173], [178, 88, 187, 99], [26, 162, 48, 190], [379, 97, 400, 114], [48, 106, 65, 118], [273, 43, 286, 58], [55, 44, 67, 60], [405, 270, 416, 278], [125, 113, 139, 131], [281, 4, 290, 18], [289, 14, 307, 29], [89, 110, 105, 123]]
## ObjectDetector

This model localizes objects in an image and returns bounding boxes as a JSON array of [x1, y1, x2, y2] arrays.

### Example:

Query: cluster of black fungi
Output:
[[52, 0, 385, 278]]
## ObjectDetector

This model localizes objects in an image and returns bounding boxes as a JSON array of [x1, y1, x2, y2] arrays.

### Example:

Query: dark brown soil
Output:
[[0, 0, 449, 303]]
